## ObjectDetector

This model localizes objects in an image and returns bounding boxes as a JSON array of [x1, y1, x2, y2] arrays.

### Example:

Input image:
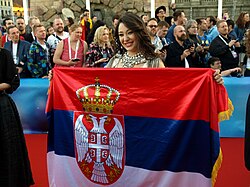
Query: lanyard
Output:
[[68, 37, 79, 60], [219, 35, 235, 51], [218, 34, 229, 45]]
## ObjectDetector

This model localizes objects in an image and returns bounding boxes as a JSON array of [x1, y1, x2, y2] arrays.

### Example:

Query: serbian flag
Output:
[[46, 67, 232, 187]]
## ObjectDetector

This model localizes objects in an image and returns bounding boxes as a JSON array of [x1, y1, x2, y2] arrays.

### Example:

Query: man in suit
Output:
[[4, 25, 31, 77], [209, 20, 241, 77]]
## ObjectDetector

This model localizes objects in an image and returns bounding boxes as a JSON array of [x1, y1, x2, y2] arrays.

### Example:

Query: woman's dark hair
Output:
[[86, 20, 105, 44], [67, 17, 74, 26], [115, 12, 156, 59], [165, 16, 173, 26], [236, 12, 249, 29], [245, 30, 250, 57]]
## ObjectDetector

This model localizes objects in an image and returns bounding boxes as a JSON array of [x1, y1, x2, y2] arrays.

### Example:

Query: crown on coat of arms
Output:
[[76, 77, 120, 114]]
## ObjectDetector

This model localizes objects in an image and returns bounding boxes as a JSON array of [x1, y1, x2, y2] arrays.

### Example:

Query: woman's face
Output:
[[118, 23, 139, 56], [100, 29, 109, 43], [71, 27, 82, 40], [244, 14, 250, 23], [188, 23, 198, 35]]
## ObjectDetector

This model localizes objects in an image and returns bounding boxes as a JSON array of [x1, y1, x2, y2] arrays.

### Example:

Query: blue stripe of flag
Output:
[[47, 110, 220, 178]]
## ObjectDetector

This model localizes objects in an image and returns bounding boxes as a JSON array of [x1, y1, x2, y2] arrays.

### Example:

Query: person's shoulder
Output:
[[47, 34, 56, 41], [63, 32, 69, 37], [20, 40, 31, 45], [105, 53, 122, 68], [0, 47, 8, 53], [4, 41, 11, 47], [30, 41, 39, 48], [147, 57, 163, 68], [0, 47, 12, 59]]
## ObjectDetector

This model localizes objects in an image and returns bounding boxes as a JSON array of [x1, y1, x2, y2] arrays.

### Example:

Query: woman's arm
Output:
[[158, 59, 165, 68]]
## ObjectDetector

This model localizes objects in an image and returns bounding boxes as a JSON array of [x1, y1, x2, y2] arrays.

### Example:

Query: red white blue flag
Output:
[[46, 67, 232, 187]]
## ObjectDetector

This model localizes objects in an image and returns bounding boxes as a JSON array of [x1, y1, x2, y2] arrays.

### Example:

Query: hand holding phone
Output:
[[72, 58, 80, 62], [160, 45, 168, 52]]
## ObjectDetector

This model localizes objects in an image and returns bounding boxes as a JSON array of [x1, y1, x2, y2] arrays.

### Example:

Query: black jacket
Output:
[[165, 40, 200, 67], [209, 35, 241, 71]]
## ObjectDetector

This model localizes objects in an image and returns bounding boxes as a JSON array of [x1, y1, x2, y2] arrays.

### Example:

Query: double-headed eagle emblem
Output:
[[74, 77, 124, 185]]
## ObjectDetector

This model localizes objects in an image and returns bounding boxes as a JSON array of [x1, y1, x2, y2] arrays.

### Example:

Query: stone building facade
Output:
[[29, 0, 249, 27], [0, 0, 13, 21], [176, 0, 250, 21]]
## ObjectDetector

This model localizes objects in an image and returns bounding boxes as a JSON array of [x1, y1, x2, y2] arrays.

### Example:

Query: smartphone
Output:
[[72, 58, 80, 62], [235, 38, 239, 42], [160, 45, 168, 52], [102, 53, 107, 59]]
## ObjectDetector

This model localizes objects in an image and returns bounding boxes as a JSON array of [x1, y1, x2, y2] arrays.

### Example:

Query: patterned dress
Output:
[[85, 43, 114, 67]]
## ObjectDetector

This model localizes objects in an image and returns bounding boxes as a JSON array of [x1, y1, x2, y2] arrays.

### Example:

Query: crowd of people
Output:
[[0, 7, 249, 77], [1, 5, 249, 187]]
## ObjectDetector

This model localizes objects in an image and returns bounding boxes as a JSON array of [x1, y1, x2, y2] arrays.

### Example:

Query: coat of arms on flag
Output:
[[73, 77, 125, 185]]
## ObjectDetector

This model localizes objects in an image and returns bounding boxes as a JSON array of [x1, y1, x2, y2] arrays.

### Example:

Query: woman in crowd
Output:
[[86, 20, 105, 45], [64, 17, 74, 32], [243, 29, 250, 76], [53, 24, 88, 67], [185, 19, 208, 67], [85, 25, 114, 67], [105, 12, 165, 68], [0, 48, 34, 187], [234, 12, 249, 42]]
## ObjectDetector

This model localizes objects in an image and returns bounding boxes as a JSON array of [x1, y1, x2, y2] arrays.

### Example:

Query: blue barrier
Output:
[[12, 79, 49, 134], [220, 77, 250, 137], [11, 77, 250, 137]]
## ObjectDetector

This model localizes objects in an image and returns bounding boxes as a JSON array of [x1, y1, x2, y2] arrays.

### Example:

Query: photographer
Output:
[[165, 25, 197, 67]]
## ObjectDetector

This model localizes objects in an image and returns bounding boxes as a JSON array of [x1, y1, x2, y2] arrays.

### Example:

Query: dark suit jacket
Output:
[[24, 32, 35, 44], [4, 40, 31, 77]]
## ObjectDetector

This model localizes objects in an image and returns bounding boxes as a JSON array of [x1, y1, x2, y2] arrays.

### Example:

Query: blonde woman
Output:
[[85, 26, 114, 67], [53, 24, 88, 67]]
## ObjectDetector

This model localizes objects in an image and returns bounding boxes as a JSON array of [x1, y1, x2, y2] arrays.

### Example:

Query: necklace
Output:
[[122, 52, 146, 68]]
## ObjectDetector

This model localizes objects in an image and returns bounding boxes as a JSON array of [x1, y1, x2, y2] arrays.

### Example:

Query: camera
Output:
[[236, 72, 242, 78], [184, 40, 194, 50]]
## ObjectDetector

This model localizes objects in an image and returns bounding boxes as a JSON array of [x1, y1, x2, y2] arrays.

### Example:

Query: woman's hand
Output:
[[68, 59, 78, 66], [213, 70, 224, 85], [95, 58, 108, 65], [48, 70, 53, 81]]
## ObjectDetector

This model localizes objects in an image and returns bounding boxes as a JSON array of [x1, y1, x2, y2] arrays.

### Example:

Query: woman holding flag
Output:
[[105, 12, 165, 68], [105, 12, 223, 84]]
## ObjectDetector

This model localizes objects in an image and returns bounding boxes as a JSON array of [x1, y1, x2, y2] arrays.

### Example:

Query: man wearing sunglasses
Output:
[[147, 18, 162, 51]]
